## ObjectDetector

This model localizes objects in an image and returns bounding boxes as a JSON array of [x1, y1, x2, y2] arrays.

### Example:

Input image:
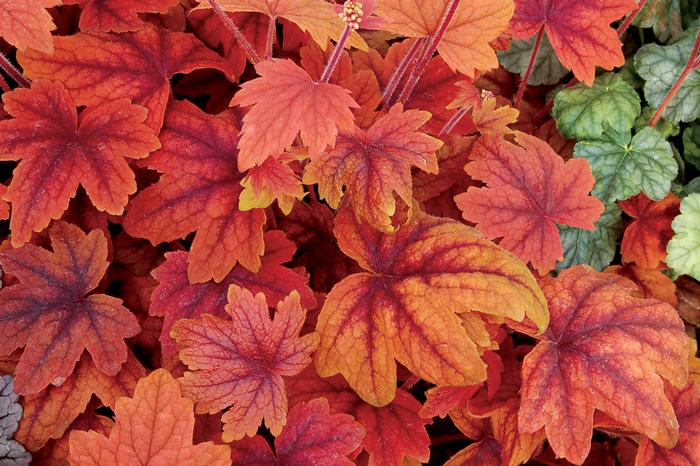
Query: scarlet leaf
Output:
[[315, 207, 548, 406], [519, 265, 689, 464], [303, 104, 442, 231], [149, 230, 316, 358], [0, 221, 140, 395], [68, 369, 231, 466], [18, 25, 236, 131], [123, 100, 265, 283], [619, 192, 681, 269], [0, 0, 59, 53], [0, 80, 159, 247], [230, 59, 358, 170], [230, 398, 365, 466], [510, 0, 637, 85], [455, 133, 604, 274], [66, 0, 180, 32], [172, 286, 319, 441]]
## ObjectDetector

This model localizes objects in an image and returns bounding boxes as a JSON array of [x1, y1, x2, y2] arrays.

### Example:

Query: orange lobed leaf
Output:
[[315, 207, 548, 406], [65, 0, 180, 32], [605, 263, 678, 305], [172, 285, 319, 441], [455, 133, 604, 274], [619, 193, 681, 269], [288, 367, 431, 466], [149, 230, 316, 358], [123, 100, 265, 283], [510, 0, 637, 85], [376, 0, 514, 77], [18, 25, 236, 131], [0, 221, 140, 395], [230, 397, 365, 466], [470, 96, 520, 136], [0, 80, 159, 247], [230, 58, 359, 170], [303, 103, 442, 231], [519, 265, 689, 464], [0, 0, 60, 53], [68, 369, 231, 466], [239, 154, 306, 215]]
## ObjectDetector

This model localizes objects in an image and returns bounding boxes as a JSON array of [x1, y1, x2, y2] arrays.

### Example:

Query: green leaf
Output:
[[498, 35, 568, 86], [634, 0, 684, 43], [635, 107, 680, 138], [557, 203, 623, 271], [552, 73, 641, 140], [683, 123, 700, 169], [574, 127, 678, 203], [635, 27, 700, 123], [667, 192, 700, 279]]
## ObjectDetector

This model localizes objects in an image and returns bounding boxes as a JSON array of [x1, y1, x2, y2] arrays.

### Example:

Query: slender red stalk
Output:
[[439, 106, 470, 136], [514, 26, 544, 108], [208, 0, 261, 64], [0, 74, 9, 92], [650, 29, 700, 127], [431, 434, 467, 445], [382, 37, 427, 107], [265, 15, 276, 59], [319, 25, 352, 83], [398, 0, 461, 103], [0, 52, 30, 88]]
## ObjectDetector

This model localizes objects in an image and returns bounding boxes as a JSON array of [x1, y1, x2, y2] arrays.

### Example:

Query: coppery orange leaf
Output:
[[0, 0, 59, 53], [65, 0, 179, 32], [605, 263, 677, 305]]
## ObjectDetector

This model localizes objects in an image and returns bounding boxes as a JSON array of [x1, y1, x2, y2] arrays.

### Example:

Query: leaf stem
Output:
[[382, 37, 427, 107], [265, 15, 276, 59], [208, 0, 261, 65], [319, 24, 352, 84], [439, 106, 470, 136], [650, 29, 700, 127], [0, 74, 9, 92], [397, 0, 461, 103], [0, 52, 30, 88], [514, 26, 544, 108]]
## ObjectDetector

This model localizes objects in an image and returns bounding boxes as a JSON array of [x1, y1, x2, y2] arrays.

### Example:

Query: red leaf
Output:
[[230, 398, 365, 466], [455, 133, 603, 274], [123, 100, 265, 283], [66, 0, 179, 32], [18, 25, 236, 131], [619, 193, 681, 269], [0, 221, 140, 395], [519, 265, 689, 464], [0, 80, 159, 246], [149, 230, 316, 358], [0, 0, 59, 53]]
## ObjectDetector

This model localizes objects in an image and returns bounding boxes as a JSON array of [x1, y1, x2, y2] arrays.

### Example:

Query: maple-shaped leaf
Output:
[[239, 154, 305, 215], [14, 353, 144, 452], [315, 207, 548, 406], [149, 230, 316, 358], [230, 398, 365, 466], [552, 73, 641, 140], [65, 0, 179, 32], [0, 221, 140, 395], [510, 0, 637, 85], [575, 127, 677, 203], [605, 263, 678, 304], [558, 203, 623, 271], [0, 80, 159, 247], [288, 368, 431, 466], [376, 0, 514, 77], [230, 59, 358, 170], [68, 369, 231, 466], [619, 192, 681, 268], [194, 0, 366, 51], [468, 97, 520, 136], [456, 133, 604, 274], [172, 285, 319, 441], [498, 35, 567, 86], [0, 0, 59, 53], [0, 375, 31, 466], [635, 382, 700, 466], [518, 265, 689, 464], [304, 103, 442, 231], [18, 25, 236, 131], [635, 27, 700, 123], [667, 193, 700, 280], [123, 100, 264, 283]]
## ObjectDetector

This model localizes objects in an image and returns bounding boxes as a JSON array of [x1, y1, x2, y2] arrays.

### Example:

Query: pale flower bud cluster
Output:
[[339, 1, 363, 30]]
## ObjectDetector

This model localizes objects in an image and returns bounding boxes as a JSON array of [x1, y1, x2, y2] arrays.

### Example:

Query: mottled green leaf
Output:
[[635, 27, 700, 123], [574, 127, 677, 203], [635, 107, 680, 138], [498, 35, 568, 86], [683, 123, 700, 169], [634, 0, 684, 42], [557, 203, 623, 271], [667, 192, 700, 279], [553, 73, 641, 140]]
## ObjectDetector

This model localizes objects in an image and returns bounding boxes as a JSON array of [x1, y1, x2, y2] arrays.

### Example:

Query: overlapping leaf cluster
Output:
[[0, 0, 698, 465]]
